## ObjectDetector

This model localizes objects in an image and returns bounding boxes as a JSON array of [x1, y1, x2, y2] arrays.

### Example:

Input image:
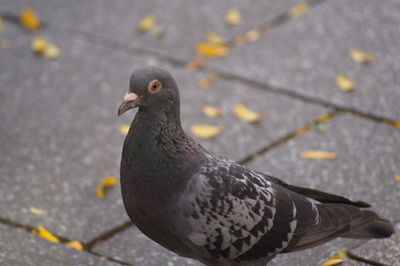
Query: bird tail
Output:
[[285, 204, 394, 252]]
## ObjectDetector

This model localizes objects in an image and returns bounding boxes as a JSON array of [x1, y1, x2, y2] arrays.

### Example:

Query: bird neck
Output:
[[121, 107, 202, 205]]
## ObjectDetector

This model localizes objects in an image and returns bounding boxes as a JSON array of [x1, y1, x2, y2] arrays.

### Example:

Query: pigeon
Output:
[[118, 67, 394, 266]]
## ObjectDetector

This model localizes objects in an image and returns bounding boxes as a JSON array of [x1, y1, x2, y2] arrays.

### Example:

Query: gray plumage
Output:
[[118, 67, 394, 266]]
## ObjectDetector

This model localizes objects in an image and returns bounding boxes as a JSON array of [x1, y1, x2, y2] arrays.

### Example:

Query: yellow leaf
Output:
[[186, 55, 206, 70], [31, 37, 47, 54], [224, 8, 241, 26], [137, 15, 155, 32], [317, 114, 332, 123], [394, 175, 400, 182], [245, 29, 260, 42], [234, 104, 261, 123], [96, 176, 117, 199], [195, 43, 229, 57], [32, 225, 60, 243], [44, 43, 60, 59], [321, 257, 345, 266], [350, 49, 373, 64], [206, 31, 224, 44], [393, 121, 400, 129], [337, 249, 348, 259], [29, 207, 45, 215], [336, 75, 354, 91], [202, 106, 221, 118], [288, 3, 310, 19], [191, 125, 221, 139], [20, 7, 40, 31], [119, 124, 130, 136], [1, 39, 10, 50], [65, 241, 84, 251], [198, 76, 216, 89], [299, 150, 337, 160], [293, 125, 310, 137]]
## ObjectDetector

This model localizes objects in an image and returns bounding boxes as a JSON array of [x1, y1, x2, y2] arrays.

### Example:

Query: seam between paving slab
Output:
[[0, 216, 131, 265]]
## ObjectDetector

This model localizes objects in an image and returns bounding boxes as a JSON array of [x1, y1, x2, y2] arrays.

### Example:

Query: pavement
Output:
[[0, 0, 399, 265]]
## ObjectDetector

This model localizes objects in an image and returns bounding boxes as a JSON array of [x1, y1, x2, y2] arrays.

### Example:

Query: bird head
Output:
[[118, 67, 180, 116]]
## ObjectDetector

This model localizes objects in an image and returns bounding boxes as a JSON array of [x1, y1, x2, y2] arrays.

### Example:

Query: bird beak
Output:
[[118, 92, 141, 116]]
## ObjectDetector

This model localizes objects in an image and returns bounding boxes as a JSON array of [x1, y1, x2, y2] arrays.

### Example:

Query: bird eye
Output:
[[148, 80, 162, 93]]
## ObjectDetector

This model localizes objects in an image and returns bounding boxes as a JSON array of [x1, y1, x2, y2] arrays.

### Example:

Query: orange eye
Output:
[[148, 79, 162, 93]]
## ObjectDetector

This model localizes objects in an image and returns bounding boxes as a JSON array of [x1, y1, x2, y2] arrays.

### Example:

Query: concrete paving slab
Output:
[[0, 23, 326, 242], [349, 222, 400, 266], [0, 224, 118, 266], [93, 226, 202, 266], [1, 0, 304, 61], [207, 0, 400, 120], [248, 113, 400, 221]]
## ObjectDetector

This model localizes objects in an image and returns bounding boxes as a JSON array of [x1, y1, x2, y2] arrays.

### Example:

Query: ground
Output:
[[0, 0, 399, 265]]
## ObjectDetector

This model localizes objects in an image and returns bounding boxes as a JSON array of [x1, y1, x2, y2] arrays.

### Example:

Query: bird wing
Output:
[[259, 173, 370, 207], [179, 154, 319, 262]]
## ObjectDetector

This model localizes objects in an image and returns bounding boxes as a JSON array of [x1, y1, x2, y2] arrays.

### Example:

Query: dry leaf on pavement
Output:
[[195, 43, 229, 57], [336, 75, 354, 91], [137, 15, 156, 32], [234, 104, 261, 123], [191, 125, 221, 139], [224, 8, 241, 26], [65, 241, 84, 251], [350, 49, 373, 64], [202, 106, 221, 118], [32, 225, 60, 243], [288, 3, 310, 19], [29, 207, 45, 215], [20, 7, 40, 31], [299, 150, 337, 160], [96, 176, 118, 199]]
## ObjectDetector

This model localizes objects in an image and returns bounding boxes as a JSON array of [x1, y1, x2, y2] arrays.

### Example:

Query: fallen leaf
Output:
[[29, 207, 45, 215], [299, 150, 337, 160], [317, 114, 332, 123], [65, 241, 84, 251], [288, 3, 310, 19], [32, 225, 59, 243], [224, 8, 241, 26], [31, 37, 47, 54], [336, 75, 354, 91], [96, 176, 117, 199], [393, 121, 400, 129], [20, 7, 40, 31], [320, 256, 345, 266], [350, 49, 373, 64], [195, 43, 229, 57], [119, 124, 130, 136], [191, 125, 221, 139], [244, 29, 260, 42], [234, 104, 261, 123], [394, 175, 400, 182], [202, 106, 221, 118], [44, 43, 60, 59], [293, 125, 310, 137], [186, 55, 206, 70], [1, 39, 10, 50], [0, 17, 3, 32], [137, 15, 155, 32], [198, 76, 216, 89], [336, 249, 348, 259], [206, 31, 224, 44]]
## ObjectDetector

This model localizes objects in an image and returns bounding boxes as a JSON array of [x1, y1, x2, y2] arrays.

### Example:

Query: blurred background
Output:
[[0, 0, 399, 265]]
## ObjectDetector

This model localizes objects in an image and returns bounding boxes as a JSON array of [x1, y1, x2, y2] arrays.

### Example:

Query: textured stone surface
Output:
[[1, 0, 304, 61], [0, 23, 325, 242], [208, 0, 400, 120], [248, 113, 400, 221], [93, 226, 202, 266], [349, 222, 400, 266], [0, 224, 118, 266]]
